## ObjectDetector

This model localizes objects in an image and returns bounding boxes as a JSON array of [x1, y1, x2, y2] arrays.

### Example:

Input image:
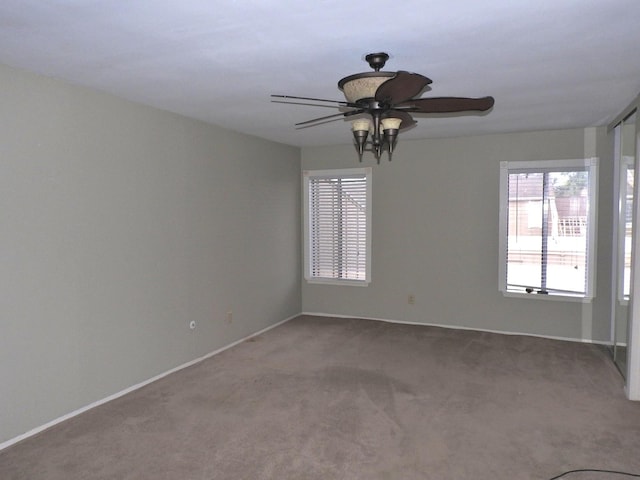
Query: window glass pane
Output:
[[624, 167, 634, 298], [506, 173, 543, 291], [545, 171, 589, 294], [621, 111, 636, 299], [504, 167, 591, 296]]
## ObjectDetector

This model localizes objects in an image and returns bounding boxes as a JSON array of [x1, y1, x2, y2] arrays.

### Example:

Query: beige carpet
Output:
[[1, 315, 640, 480]]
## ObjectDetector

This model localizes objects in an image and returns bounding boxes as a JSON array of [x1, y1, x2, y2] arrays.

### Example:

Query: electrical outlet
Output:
[[408, 294, 415, 305], [189, 320, 196, 330], [226, 311, 233, 324]]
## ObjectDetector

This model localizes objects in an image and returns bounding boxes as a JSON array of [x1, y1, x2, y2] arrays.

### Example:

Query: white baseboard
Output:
[[0, 313, 300, 452], [301, 311, 614, 346]]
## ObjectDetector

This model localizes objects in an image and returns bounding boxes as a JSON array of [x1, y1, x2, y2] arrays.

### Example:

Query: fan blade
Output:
[[295, 116, 354, 129], [375, 71, 432, 105], [271, 94, 357, 107], [400, 96, 495, 113], [384, 110, 416, 130], [272, 100, 344, 110], [295, 109, 364, 126]]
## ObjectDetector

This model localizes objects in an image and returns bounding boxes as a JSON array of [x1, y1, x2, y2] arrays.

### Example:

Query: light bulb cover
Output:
[[338, 72, 395, 103], [352, 119, 371, 132], [381, 117, 402, 131]]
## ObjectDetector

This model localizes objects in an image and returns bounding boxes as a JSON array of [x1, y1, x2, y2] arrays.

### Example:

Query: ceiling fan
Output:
[[272, 52, 495, 162]]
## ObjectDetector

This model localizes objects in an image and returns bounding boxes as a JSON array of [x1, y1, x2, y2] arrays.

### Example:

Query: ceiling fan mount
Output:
[[272, 52, 495, 162], [364, 52, 389, 71]]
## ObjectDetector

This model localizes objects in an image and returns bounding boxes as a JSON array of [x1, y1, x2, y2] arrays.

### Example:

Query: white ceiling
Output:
[[1, 0, 640, 147]]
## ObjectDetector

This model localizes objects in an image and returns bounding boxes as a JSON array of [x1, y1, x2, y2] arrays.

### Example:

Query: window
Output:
[[303, 168, 371, 285], [619, 157, 634, 301], [498, 158, 598, 299]]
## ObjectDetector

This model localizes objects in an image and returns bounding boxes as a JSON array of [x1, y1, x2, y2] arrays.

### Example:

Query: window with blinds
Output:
[[303, 168, 371, 285], [498, 159, 598, 299]]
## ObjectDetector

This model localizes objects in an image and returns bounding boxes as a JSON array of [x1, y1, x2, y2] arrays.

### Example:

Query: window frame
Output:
[[303, 167, 372, 286], [498, 158, 598, 301]]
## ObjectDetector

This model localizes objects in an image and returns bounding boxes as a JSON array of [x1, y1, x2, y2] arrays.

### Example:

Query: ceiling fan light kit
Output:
[[273, 52, 495, 163], [339, 75, 394, 103]]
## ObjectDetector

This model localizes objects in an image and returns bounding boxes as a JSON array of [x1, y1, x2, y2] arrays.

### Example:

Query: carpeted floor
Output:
[[1, 315, 640, 480]]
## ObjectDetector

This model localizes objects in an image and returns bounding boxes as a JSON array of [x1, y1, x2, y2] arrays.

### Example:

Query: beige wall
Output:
[[0, 63, 301, 444], [302, 127, 614, 342]]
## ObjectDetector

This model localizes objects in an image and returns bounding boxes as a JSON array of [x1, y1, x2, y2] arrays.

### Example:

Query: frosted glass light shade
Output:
[[352, 119, 371, 132], [381, 117, 402, 131], [342, 77, 389, 102], [338, 72, 395, 103]]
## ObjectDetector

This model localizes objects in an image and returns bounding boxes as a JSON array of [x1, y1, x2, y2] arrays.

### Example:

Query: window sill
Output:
[[305, 278, 369, 287], [501, 291, 592, 303]]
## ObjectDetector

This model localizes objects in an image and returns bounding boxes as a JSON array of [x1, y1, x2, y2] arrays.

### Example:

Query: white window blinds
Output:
[[304, 168, 371, 284]]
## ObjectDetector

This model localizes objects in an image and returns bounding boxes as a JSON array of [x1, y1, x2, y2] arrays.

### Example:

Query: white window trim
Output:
[[303, 167, 372, 286], [498, 158, 598, 301]]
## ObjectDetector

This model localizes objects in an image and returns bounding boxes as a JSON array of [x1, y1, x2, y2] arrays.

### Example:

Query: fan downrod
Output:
[[365, 52, 389, 71]]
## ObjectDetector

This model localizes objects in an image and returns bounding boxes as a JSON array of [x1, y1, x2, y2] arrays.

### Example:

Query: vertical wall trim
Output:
[[581, 128, 597, 340]]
